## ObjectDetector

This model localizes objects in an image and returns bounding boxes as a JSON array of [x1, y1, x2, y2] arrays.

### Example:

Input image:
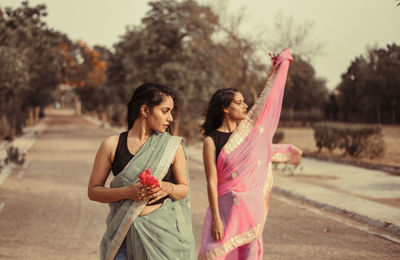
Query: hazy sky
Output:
[[1, 0, 399, 90]]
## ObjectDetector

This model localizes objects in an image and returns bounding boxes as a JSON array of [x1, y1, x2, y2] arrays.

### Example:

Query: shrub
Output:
[[5, 145, 25, 165], [273, 130, 285, 143], [312, 122, 385, 158], [0, 118, 10, 140]]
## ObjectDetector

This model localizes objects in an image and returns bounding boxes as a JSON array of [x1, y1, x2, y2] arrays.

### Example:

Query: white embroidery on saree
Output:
[[224, 72, 276, 155], [199, 165, 274, 260]]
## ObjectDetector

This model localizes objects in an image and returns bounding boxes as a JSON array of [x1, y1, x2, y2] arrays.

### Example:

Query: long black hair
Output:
[[127, 83, 175, 130], [201, 88, 238, 136]]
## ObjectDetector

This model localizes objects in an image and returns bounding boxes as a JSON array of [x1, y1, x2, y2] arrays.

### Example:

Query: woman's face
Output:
[[225, 92, 248, 121], [146, 95, 174, 133]]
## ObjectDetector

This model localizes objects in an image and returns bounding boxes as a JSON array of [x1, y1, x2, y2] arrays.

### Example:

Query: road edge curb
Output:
[[273, 185, 400, 236]]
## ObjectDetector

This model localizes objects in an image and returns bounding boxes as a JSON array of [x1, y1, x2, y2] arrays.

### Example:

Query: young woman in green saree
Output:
[[88, 83, 196, 260]]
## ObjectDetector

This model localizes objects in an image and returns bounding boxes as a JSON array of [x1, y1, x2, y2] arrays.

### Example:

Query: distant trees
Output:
[[283, 55, 329, 122], [264, 12, 324, 61], [0, 1, 107, 139], [63, 41, 108, 114], [105, 0, 331, 134], [261, 12, 328, 124], [3, 0, 397, 143], [336, 44, 400, 124], [106, 0, 268, 135], [0, 1, 71, 137]]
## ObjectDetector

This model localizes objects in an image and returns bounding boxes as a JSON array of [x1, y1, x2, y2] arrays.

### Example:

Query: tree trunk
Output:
[[101, 111, 107, 122], [27, 108, 34, 126], [34, 106, 40, 123], [391, 110, 396, 124], [91, 111, 97, 119], [61, 96, 66, 109], [5, 113, 15, 140], [74, 96, 82, 116], [289, 105, 294, 122], [1, 115, 10, 139], [377, 107, 381, 124]]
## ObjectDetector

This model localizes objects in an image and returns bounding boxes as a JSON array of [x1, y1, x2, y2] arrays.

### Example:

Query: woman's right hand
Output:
[[126, 182, 146, 201], [211, 217, 224, 242]]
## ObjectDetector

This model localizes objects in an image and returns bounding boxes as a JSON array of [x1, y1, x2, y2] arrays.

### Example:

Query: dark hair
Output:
[[127, 83, 175, 129], [201, 88, 238, 136]]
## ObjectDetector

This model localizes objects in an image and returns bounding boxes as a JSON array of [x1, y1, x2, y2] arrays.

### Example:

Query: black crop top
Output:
[[208, 130, 232, 161], [111, 131, 175, 205]]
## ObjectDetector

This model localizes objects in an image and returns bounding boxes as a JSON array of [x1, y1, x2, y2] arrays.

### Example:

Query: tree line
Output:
[[0, 0, 399, 140], [333, 44, 400, 124]]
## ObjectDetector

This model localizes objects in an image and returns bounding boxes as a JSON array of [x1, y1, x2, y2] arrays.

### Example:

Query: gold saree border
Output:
[[105, 136, 182, 260], [224, 70, 276, 155], [271, 152, 291, 163], [198, 164, 274, 260]]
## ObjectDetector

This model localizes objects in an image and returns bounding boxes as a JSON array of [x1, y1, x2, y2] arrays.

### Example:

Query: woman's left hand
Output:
[[145, 181, 174, 204], [288, 145, 303, 166]]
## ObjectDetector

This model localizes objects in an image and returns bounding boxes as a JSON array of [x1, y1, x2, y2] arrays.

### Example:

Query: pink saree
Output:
[[198, 49, 293, 260]]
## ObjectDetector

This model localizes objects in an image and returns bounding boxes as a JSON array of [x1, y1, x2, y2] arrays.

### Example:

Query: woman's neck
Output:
[[217, 118, 238, 133], [129, 118, 153, 140]]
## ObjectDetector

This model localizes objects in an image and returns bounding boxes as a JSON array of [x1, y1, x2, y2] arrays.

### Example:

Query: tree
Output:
[[107, 0, 276, 136], [0, 47, 29, 137], [283, 55, 329, 121], [64, 41, 108, 115], [0, 1, 71, 135], [108, 0, 223, 135], [26, 29, 70, 116], [336, 44, 400, 124], [264, 12, 324, 61]]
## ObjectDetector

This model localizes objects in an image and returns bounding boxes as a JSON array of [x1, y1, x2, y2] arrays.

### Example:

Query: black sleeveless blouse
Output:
[[207, 130, 232, 161], [111, 131, 175, 205]]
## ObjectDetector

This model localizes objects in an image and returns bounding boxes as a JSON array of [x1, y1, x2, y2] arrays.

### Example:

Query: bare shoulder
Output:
[[174, 143, 185, 159], [203, 136, 215, 150], [101, 134, 119, 153]]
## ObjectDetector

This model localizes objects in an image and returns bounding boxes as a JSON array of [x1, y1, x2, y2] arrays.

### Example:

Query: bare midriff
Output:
[[139, 203, 162, 216]]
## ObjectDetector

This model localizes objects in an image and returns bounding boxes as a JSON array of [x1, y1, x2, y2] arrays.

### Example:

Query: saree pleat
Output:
[[100, 132, 196, 260], [199, 49, 293, 259]]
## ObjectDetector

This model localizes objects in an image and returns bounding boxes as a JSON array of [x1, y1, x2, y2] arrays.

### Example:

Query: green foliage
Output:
[[312, 122, 385, 158], [280, 108, 325, 126], [6, 145, 25, 165], [107, 0, 272, 135], [0, 47, 30, 100], [273, 130, 284, 143], [336, 44, 400, 124], [0, 1, 72, 137], [0, 46, 30, 137], [282, 55, 329, 121], [110, 0, 222, 105], [0, 117, 10, 139]]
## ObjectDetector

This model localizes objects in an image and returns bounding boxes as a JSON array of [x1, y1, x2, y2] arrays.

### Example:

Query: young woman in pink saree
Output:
[[199, 49, 302, 260]]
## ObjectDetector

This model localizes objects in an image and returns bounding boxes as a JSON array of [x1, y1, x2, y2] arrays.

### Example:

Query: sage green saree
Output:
[[100, 132, 196, 260]]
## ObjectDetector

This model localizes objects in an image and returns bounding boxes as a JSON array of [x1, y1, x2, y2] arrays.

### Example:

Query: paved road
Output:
[[0, 112, 399, 259]]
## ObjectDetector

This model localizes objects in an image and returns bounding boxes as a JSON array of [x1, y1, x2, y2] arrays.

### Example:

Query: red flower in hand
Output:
[[138, 168, 160, 188], [268, 52, 278, 67]]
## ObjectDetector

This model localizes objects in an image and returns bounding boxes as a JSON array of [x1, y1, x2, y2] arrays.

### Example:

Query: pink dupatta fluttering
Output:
[[199, 49, 293, 260]]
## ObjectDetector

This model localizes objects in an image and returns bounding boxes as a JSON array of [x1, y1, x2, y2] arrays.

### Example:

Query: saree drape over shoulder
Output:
[[100, 132, 196, 260], [199, 49, 293, 260]]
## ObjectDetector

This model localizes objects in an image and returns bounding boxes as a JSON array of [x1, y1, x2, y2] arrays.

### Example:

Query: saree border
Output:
[[224, 70, 276, 155], [198, 164, 274, 260], [104, 136, 183, 260], [271, 152, 291, 163]]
